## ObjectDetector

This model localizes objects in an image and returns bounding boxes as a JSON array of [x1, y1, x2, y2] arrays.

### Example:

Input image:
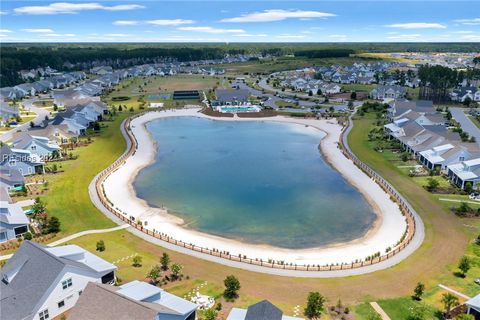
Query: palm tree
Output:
[[441, 292, 459, 314]]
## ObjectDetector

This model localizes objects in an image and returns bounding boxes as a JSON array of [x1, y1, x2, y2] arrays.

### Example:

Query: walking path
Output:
[[439, 198, 480, 205], [370, 302, 392, 320], [438, 284, 471, 300], [88, 108, 424, 277], [0, 224, 130, 261], [15, 199, 35, 207]]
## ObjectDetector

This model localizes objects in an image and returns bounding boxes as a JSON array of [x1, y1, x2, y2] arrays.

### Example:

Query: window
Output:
[[39, 309, 49, 320], [57, 300, 65, 308], [78, 290, 83, 296], [31, 145, 36, 151], [61, 278, 72, 289]]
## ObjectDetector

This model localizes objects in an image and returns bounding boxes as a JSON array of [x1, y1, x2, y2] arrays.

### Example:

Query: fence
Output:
[[93, 111, 419, 272]]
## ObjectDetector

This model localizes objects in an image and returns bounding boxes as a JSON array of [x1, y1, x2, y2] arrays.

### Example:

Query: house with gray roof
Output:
[[12, 133, 61, 158], [0, 188, 29, 242], [69, 280, 197, 320], [0, 145, 45, 176], [227, 300, 303, 320], [0, 168, 25, 191], [0, 100, 20, 125], [0, 87, 21, 100], [370, 85, 406, 100], [0, 241, 117, 320]]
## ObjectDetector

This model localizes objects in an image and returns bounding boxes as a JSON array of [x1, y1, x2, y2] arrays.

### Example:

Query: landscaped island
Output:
[[94, 108, 418, 275]]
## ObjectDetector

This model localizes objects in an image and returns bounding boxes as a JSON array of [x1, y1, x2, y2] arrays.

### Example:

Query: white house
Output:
[[0, 241, 117, 320], [0, 188, 29, 242], [466, 294, 480, 319], [447, 158, 480, 189]]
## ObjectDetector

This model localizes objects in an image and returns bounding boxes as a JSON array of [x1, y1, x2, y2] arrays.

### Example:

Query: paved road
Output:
[[450, 108, 480, 146], [0, 97, 51, 142]]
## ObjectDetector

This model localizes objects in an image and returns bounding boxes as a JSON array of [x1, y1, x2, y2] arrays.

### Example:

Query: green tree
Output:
[[223, 275, 241, 300], [304, 292, 326, 319], [441, 292, 459, 313], [350, 91, 357, 100], [96, 240, 105, 252], [202, 309, 217, 320], [23, 232, 33, 240], [426, 178, 439, 192], [147, 265, 162, 285], [132, 255, 142, 267], [458, 256, 471, 277], [160, 252, 170, 271], [170, 263, 183, 280], [46, 216, 60, 233], [412, 282, 425, 300], [32, 197, 47, 215]]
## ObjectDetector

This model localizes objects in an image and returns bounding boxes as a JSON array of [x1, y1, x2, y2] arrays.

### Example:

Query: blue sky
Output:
[[1, 1, 479, 42]]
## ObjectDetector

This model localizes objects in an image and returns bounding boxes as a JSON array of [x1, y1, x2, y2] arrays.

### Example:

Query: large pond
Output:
[[134, 117, 376, 249]]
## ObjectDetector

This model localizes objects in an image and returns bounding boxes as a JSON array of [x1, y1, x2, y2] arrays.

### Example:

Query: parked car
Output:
[[474, 278, 480, 285]]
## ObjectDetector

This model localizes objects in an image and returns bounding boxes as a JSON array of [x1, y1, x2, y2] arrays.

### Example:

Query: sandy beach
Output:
[[102, 108, 407, 266]]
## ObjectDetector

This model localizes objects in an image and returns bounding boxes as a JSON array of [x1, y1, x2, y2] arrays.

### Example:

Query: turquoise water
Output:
[[134, 117, 376, 249]]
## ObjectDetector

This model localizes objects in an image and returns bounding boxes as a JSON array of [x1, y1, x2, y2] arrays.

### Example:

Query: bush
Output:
[[96, 240, 105, 252], [23, 232, 33, 240], [223, 275, 241, 300]]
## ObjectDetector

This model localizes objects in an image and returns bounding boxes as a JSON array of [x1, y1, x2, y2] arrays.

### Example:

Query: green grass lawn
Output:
[[348, 111, 480, 319], [39, 112, 135, 235], [342, 84, 375, 92]]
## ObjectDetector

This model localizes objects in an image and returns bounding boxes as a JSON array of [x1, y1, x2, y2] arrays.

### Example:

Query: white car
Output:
[[469, 192, 479, 200], [475, 278, 480, 285]]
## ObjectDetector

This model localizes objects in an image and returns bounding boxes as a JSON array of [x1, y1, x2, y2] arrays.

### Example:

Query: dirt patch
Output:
[[237, 110, 278, 118], [201, 108, 234, 118]]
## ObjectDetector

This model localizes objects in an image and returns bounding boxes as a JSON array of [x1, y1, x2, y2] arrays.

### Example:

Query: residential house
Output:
[[227, 300, 303, 320], [466, 294, 480, 319], [0, 145, 45, 176], [50, 115, 87, 136], [0, 168, 25, 191], [14, 83, 36, 97], [388, 100, 435, 122], [447, 158, 480, 189], [28, 124, 76, 145], [69, 280, 198, 320], [0, 87, 21, 100], [0, 100, 20, 125], [0, 188, 29, 242], [90, 66, 113, 75], [0, 241, 117, 320], [450, 87, 480, 102], [370, 85, 406, 100], [12, 133, 62, 158], [418, 143, 480, 170], [321, 83, 342, 95]]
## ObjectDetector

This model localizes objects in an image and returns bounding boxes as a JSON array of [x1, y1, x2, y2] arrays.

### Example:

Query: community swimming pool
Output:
[[216, 105, 261, 113]]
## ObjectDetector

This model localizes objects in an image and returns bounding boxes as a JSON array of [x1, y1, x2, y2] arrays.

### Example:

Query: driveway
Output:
[[450, 107, 480, 146]]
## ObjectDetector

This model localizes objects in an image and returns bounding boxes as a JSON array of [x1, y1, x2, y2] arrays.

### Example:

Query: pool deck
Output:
[[92, 108, 419, 276]]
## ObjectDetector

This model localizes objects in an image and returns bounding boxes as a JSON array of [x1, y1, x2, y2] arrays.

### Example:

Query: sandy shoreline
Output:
[[102, 108, 407, 265]]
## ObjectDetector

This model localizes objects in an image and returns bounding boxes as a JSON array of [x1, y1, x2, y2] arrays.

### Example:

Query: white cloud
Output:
[[0, 29, 12, 33], [113, 19, 194, 26], [113, 20, 139, 26], [39, 33, 76, 37], [386, 33, 422, 41], [177, 26, 245, 34], [275, 34, 307, 39], [22, 28, 55, 33], [0, 10, 7, 15], [385, 22, 446, 29], [220, 9, 335, 23], [453, 30, 474, 34], [105, 33, 131, 37], [329, 34, 347, 38], [146, 19, 194, 26], [14, 2, 144, 15], [454, 18, 480, 25], [461, 34, 480, 41], [233, 33, 268, 37]]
